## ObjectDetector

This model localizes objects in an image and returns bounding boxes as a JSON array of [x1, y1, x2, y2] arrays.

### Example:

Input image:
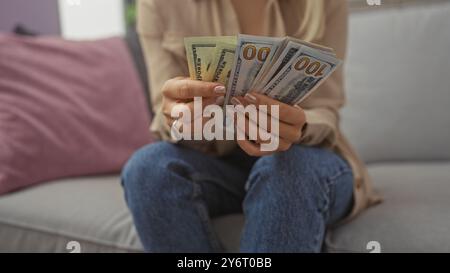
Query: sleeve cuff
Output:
[[297, 108, 338, 148]]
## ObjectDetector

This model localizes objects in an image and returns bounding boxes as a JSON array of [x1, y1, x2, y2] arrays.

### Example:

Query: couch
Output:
[[1, 0, 449, 253]]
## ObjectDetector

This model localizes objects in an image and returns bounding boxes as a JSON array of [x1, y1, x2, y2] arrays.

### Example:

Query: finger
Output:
[[163, 98, 179, 127], [183, 97, 217, 120], [232, 98, 302, 142], [231, 96, 259, 124], [236, 120, 292, 155], [278, 123, 302, 143], [236, 139, 273, 157], [275, 139, 292, 152], [236, 114, 274, 144], [164, 97, 217, 121], [242, 92, 306, 126], [235, 114, 260, 142], [162, 99, 179, 118], [162, 78, 226, 99], [184, 115, 215, 138], [165, 116, 185, 142], [164, 114, 176, 129], [166, 112, 215, 137], [167, 96, 217, 138], [238, 116, 294, 151], [215, 95, 225, 106]]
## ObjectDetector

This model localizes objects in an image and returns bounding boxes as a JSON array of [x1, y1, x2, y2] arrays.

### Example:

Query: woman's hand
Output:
[[161, 77, 226, 137], [231, 92, 306, 156]]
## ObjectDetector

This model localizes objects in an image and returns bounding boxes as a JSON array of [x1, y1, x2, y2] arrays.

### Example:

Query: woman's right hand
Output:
[[161, 77, 226, 137]]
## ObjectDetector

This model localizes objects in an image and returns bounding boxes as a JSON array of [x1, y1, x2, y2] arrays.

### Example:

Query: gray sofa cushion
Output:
[[2, 162, 448, 253], [0, 176, 142, 253], [0, 175, 244, 253], [342, 1, 450, 163], [326, 162, 450, 253]]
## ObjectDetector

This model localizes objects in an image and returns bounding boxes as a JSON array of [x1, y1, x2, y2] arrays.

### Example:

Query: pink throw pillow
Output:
[[0, 34, 152, 195]]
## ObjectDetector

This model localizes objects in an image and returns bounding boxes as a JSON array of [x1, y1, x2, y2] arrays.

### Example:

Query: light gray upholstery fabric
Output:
[[342, 1, 450, 163], [0, 176, 142, 253], [1, 162, 449, 252], [326, 162, 450, 253], [0, 175, 244, 253]]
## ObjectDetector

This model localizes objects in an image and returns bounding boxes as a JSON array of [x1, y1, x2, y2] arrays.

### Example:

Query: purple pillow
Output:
[[0, 34, 152, 195]]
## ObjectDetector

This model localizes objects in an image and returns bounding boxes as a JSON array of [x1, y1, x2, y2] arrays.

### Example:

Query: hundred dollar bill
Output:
[[253, 41, 302, 92], [263, 47, 341, 105], [286, 36, 335, 55], [205, 42, 236, 86], [185, 36, 236, 81], [250, 38, 288, 87], [253, 37, 336, 92], [224, 35, 284, 104]]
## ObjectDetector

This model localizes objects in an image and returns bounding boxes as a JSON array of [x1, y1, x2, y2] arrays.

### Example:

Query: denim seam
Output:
[[190, 180, 225, 253], [327, 168, 353, 184], [319, 168, 352, 208], [314, 168, 353, 250], [327, 169, 353, 205]]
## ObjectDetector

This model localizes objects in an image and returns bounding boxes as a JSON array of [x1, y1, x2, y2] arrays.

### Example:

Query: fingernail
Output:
[[214, 85, 226, 94], [244, 93, 257, 103], [294, 105, 301, 110], [231, 97, 242, 105], [215, 96, 225, 105]]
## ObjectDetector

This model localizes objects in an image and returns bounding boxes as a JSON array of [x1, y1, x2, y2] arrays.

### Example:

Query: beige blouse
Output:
[[136, 0, 381, 221]]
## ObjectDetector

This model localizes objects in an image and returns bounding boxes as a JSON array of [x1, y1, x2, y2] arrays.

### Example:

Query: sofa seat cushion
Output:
[[0, 176, 142, 252], [0, 175, 245, 253], [2, 162, 449, 253], [326, 162, 450, 253]]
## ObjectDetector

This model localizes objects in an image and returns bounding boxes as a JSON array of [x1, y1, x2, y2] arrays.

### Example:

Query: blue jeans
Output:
[[122, 142, 353, 253]]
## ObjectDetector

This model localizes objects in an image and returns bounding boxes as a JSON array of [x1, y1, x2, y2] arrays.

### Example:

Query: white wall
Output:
[[58, 0, 125, 40]]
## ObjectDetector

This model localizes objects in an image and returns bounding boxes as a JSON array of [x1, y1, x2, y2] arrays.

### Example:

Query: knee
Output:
[[121, 142, 179, 205], [247, 145, 351, 199]]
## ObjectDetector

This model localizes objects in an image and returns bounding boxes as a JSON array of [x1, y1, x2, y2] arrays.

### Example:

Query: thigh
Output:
[[123, 141, 253, 217], [247, 145, 354, 225]]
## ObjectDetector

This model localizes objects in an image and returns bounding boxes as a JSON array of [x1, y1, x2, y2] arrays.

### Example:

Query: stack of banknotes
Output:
[[185, 34, 342, 106]]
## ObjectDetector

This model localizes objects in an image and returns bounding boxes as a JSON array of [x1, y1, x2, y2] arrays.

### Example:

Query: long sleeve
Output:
[[137, 0, 187, 142], [137, 0, 348, 153], [137, 0, 229, 155], [297, 0, 348, 148]]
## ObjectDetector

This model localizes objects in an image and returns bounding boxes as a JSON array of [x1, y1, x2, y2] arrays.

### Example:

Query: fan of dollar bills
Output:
[[185, 34, 342, 106]]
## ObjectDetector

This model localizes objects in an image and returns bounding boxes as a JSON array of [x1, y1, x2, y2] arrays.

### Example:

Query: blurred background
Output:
[[0, 0, 133, 39], [0, 0, 444, 39]]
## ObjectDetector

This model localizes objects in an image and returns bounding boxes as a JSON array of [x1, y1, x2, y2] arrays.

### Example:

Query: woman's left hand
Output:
[[231, 92, 306, 156]]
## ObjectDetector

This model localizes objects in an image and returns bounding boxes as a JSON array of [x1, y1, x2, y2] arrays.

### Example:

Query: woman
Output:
[[122, 0, 380, 252]]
